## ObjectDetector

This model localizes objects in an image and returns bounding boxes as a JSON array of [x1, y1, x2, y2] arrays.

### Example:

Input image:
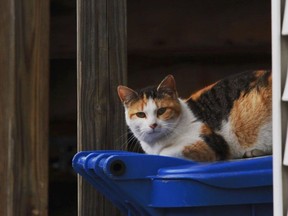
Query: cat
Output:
[[117, 70, 272, 162]]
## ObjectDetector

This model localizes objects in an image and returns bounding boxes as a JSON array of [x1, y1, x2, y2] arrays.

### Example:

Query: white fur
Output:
[[218, 118, 272, 158], [245, 121, 272, 155], [217, 120, 244, 158], [125, 99, 202, 158]]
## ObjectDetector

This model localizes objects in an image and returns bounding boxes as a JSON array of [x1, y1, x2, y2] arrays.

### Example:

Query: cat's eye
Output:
[[157, 107, 167, 116], [136, 112, 146, 118]]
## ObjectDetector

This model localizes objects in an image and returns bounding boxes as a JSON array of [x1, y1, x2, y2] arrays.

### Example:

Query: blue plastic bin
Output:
[[72, 151, 273, 216]]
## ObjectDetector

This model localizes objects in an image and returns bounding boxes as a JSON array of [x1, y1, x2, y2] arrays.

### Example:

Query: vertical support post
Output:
[[77, 0, 127, 215], [272, 0, 284, 215], [0, 0, 49, 215]]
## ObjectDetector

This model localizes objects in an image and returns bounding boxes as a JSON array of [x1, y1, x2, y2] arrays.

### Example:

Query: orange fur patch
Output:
[[201, 124, 212, 135], [268, 73, 272, 84], [188, 82, 217, 101], [230, 85, 272, 148], [155, 98, 181, 120], [182, 141, 217, 162], [142, 93, 148, 105], [255, 70, 266, 78], [128, 100, 145, 119]]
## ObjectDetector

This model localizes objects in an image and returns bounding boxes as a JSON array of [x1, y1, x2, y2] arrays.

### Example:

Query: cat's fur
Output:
[[117, 70, 272, 162]]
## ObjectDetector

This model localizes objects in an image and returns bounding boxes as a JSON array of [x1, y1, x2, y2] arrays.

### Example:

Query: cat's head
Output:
[[117, 75, 181, 144]]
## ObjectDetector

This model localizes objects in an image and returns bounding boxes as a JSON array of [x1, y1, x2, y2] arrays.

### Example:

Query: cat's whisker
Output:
[[115, 132, 129, 146], [120, 141, 129, 151], [117, 130, 138, 151], [125, 134, 139, 151], [162, 125, 180, 136], [115, 130, 130, 142], [129, 135, 141, 153], [127, 130, 144, 152]]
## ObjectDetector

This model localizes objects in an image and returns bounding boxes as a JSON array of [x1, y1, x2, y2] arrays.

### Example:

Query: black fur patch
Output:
[[187, 70, 271, 130], [138, 86, 177, 100], [139, 86, 158, 98], [201, 133, 230, 160]]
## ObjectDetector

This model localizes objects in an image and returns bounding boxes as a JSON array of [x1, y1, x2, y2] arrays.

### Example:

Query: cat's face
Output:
[[118, 75, 181, 144]]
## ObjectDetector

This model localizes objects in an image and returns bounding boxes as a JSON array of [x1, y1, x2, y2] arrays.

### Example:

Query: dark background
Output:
[[49, 0, 271, 215]]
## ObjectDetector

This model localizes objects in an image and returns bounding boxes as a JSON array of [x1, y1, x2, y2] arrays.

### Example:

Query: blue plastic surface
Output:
[[72, 151, 273, 216]]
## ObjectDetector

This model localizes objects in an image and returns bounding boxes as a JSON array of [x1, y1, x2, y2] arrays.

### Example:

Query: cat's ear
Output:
[[117, 85, 138, 105], [157, 75, 178, 98]]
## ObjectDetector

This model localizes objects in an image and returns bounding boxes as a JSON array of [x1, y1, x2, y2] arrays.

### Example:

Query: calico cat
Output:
[[117, 70, 272, 162]]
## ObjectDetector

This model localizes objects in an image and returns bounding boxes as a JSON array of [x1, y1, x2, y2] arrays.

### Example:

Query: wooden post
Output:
[[0, 0, 49, 216], [77, 0, 127, 215]]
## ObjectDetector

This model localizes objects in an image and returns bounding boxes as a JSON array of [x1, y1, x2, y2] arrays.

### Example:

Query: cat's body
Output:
[[118, 70, 272, 162]]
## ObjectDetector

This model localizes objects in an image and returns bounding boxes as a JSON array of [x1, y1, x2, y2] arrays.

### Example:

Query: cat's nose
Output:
[[149, 123, 158, 129]]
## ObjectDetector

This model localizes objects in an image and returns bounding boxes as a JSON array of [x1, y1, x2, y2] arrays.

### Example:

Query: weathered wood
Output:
[[77, 0, 127, 215], [0, 0, 49, 215]]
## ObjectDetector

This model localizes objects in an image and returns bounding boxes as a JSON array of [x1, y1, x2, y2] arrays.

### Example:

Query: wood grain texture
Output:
[[77, 0, 127, 215], [0, 0, 49, 215]]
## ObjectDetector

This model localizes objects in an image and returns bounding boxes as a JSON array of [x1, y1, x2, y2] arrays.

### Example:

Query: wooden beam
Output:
[[0, 0, 49, 215], [77, 0, 127, 215]]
